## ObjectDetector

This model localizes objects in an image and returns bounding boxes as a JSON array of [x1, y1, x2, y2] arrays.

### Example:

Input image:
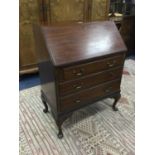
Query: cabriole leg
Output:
[[58, 126, 63, 139], [41, 91, 48, 113], [112, 94, 121, 111], [56, 120, 63, 139]]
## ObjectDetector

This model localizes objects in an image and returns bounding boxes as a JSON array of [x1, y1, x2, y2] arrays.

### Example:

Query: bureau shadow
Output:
[[63, 99, 114, 129]]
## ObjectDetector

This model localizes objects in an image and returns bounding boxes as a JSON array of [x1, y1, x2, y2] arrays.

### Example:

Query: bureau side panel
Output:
[[33, 24, 57, 113]]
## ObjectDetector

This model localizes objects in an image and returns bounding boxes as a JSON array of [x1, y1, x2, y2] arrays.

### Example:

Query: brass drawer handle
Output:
[[72, 68, 85, 76], [105, 89, 110, 93], [107, 60, 116, 67], [73, 85, 82, 89], [75, 99, 81, 103], [105, 87, 113, 93], [76, 72, 83, 76]]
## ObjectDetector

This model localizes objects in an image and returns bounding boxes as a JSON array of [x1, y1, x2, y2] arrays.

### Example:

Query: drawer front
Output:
[[60, 79, 120, 112], [59, 67, 123, 96], [63, 54, 125, 81]]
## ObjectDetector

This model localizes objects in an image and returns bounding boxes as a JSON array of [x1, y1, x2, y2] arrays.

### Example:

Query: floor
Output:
[[19, 56, 135, 91], [19, 73, 40, 90]]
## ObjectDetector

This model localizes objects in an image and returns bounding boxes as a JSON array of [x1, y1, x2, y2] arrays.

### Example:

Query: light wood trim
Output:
[[20, 67, 38, 75]]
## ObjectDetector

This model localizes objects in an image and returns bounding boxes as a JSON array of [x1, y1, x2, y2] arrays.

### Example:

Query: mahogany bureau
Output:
[[33, 21, 127, 138]]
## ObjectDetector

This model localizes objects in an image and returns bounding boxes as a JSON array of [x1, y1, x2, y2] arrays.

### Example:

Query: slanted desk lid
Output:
[[41, 21, 127, 66]]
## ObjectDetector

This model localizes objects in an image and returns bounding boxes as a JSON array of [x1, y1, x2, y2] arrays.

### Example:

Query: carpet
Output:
[[19, 59, 135, 155]]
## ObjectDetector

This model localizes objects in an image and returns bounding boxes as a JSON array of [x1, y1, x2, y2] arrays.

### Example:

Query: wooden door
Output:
[[91, 0, 109, 21], [46, 0, 88, 23], [19, 0, 41, 74], [43, 0, 109, 24]]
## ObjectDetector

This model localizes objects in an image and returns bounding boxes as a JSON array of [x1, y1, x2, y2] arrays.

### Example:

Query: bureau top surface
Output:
[[41, 21, 127, 66]]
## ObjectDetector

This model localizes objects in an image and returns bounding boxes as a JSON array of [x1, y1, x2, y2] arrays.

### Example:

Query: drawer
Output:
[[59, 67, 123, 96], [60, 79, 120, 112], [63, 54, 125, 81]]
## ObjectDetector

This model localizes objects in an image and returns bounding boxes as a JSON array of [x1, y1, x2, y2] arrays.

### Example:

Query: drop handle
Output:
[[75, 99, 81, 103], [73, 68, 85, 76], [105, 87, 113, 93], [107, 60, 116, 67], [76, 72, 83, 76], [73, 85, 82, 89]]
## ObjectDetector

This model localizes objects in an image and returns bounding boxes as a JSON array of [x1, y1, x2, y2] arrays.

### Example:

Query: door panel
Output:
[[19, 0, 40, 73], [91, 0, 109, 21], [48, 0, 87, 23]]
